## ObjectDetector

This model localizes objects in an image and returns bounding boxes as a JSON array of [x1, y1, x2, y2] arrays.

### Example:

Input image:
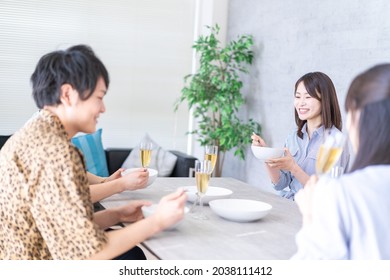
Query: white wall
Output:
[[223, 0, 390, 192], [0, 0, 196, 152], [188, 0, 230, 159]]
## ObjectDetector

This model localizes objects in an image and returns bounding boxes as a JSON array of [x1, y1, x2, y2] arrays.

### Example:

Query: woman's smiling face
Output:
[[294, 81, 322, 123]]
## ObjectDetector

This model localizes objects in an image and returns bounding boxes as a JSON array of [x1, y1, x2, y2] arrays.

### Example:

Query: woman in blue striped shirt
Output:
[[252, 72, 349, 200]]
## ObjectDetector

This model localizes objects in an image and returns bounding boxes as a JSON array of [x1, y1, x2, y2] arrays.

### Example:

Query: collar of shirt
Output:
[[296, 123, 326, 165], [39, 109, 69, 140], [300, 123, 325, 141]]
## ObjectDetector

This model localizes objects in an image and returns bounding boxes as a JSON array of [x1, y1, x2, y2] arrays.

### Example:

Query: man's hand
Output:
[[150, 188, 187, 231], [116, 200, 152, 223], [120, 168, 149, 190]]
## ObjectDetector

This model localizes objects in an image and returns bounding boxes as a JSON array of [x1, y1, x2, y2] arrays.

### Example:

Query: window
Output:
[[0, 0, 195, 151]]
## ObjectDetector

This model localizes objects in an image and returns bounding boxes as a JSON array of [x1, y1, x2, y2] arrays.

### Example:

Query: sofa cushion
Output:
[[71, 129, 109, 177], [121, 134, 177, 177]]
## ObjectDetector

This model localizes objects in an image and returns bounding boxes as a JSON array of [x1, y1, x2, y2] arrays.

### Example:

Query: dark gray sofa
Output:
[[105, 148, 197, 177], [0, 135, 10, 150], [0, 135, 197, 177]]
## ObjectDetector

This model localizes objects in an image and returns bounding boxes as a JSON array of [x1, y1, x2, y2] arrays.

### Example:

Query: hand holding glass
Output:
[[315, 129, 345, 176]]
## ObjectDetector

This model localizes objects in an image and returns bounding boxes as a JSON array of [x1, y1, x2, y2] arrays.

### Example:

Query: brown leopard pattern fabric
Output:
[[0, 110, 107, 259]]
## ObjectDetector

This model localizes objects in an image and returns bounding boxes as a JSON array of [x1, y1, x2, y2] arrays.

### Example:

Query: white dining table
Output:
[[100, 177, 302, 260]]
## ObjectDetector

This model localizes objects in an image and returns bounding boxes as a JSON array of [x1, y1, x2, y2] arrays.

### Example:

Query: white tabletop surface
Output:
[[101, 177, 302, 260]]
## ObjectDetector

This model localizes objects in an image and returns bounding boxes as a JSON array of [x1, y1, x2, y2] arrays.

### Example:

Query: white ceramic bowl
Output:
[[251, 146, 284, 160], [121, 168, 158, 187], [141, 204, 189, 230], [209, 199, 272, 222], [183, 186, 233, 205]]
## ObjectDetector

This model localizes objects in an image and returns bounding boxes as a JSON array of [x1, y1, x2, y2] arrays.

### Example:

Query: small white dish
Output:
[[121, 168, 158, 187], [209, 199, 272, 222], [183, 186, 233, 205], [141, 204, 189, 230], [251, 146, 284, 160]]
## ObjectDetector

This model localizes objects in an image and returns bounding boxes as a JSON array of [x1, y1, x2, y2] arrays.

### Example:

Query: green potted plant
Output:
[[175, 24, 261, 177]]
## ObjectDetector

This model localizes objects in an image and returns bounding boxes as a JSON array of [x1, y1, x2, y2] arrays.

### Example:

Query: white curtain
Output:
[[0, 0, 195, 151]]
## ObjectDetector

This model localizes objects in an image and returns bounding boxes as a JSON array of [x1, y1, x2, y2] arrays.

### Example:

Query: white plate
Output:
[[141, 204, 189, 230], [183, 186, 233, 205], [121, 168, 158, 187], [209, 199, 272, 222]]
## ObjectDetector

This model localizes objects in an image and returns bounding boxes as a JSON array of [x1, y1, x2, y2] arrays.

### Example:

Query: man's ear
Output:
[[60, 84, 77, 106]]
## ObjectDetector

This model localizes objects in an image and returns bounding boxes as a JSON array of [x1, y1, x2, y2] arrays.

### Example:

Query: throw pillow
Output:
[[121, 134, 178, 177], [71, 128, 109, 177]]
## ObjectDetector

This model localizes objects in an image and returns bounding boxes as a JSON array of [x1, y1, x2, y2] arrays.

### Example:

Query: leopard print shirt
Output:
[[0, 109, 107, 259]]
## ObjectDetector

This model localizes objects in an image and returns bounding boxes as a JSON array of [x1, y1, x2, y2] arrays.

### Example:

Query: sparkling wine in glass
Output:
[[204, 145, 218, 174], [192, 160, 212, 220], [140, 141, 153, 169], [315, 129, 345, 176]]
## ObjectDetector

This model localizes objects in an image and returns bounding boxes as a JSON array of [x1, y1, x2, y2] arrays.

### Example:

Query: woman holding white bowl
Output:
[[252, 72, 349, 200]]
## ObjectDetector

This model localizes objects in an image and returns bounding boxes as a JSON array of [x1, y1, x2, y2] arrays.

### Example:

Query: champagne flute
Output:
[[192, 159, 212, 220], [205, 145, 218, 174], [140, 141, 153, 169], [315, 129, 345, 176]]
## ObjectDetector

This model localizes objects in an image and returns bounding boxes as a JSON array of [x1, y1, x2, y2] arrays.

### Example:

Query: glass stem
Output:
[[199, 195, 204, 216], [190, 195, 199, 213]]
